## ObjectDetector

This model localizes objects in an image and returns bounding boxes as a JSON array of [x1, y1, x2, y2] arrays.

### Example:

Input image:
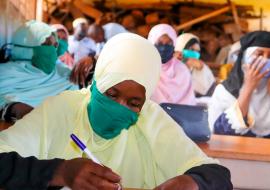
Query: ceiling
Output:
[[83, 0, 270, 12]]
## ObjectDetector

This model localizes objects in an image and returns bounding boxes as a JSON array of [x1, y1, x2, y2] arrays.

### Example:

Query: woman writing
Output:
[[0, 33, 232, 190]]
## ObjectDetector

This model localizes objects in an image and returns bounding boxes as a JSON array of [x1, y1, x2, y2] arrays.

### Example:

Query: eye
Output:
[[129, 100, 143, 109], [105, 90, 117, 100]]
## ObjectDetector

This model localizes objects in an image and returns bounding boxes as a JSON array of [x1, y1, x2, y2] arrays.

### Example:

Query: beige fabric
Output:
[[0, 33, 217, 189], [175, 33, 199, 52]]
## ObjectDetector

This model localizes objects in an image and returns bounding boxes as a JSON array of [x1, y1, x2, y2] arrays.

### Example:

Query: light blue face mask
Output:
[[182, 49, 201, 60], [87, 81, 139, 139]]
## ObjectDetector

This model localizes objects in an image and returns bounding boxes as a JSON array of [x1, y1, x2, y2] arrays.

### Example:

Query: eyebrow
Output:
[[131, 97, 144, 101]]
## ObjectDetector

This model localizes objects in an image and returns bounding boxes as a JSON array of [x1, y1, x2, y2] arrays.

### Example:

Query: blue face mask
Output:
[[155, 44, 174, 64], [87, 81, 139, 139]]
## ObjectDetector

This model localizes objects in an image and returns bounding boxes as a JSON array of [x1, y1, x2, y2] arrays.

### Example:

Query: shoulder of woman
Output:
[[43, 89, 90, 111]]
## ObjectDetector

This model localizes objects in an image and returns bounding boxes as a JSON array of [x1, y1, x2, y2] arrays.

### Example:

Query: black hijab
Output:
[[222, 31, 270, 98]]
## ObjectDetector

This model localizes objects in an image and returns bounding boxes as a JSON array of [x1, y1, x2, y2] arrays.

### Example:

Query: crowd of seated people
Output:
[[0, 16, 270, 190]]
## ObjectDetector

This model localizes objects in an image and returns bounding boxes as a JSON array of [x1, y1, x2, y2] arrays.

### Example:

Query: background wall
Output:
[[0, 0, 37, 47], [83, 0, 270, 31]]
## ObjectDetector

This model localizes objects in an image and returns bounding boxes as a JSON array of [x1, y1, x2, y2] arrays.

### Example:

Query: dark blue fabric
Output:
[[185, 164, 233, 190], [0, 152, 63, 190], [160, 103, 211, 142], [214, 113, 236, 135], [214, 113, 270, 138]]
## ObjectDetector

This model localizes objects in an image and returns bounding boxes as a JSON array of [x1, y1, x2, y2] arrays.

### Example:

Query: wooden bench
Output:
[[198, 135, 270, 189]]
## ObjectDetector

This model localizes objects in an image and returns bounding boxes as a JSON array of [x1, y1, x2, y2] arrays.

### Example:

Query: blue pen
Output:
[[70, 134, 122, 190], [70, 134, 102, 165]]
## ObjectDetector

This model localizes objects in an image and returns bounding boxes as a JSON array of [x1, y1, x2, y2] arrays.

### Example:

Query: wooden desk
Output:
[[62, 188, 146, 190], [198, 135, 270, 190], [198, 134, 270, 162], [0, 121, 11, 131]]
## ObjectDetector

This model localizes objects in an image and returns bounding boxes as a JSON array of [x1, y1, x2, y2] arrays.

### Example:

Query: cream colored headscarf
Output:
[[95, 33, 161, 99], [175, 33, 200, 52], [72, 17, 88, 28], [0, 33, 216, 189]]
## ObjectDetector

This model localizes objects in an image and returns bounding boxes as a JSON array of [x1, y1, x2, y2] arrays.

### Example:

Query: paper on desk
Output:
[[60, 187, 147, 190]]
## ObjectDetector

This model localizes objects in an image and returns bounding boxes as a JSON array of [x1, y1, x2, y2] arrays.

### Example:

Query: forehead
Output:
[[111, 80, 145, 90], [42, 33, 57, 45], [189, 43, 201, 51], [157, 34, 173, 43]]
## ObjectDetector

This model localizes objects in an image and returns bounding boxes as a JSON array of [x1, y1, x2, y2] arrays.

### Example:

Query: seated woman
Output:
[[51, 24, 75, 69], [218, 41, 241, 82], [0, 33, 232, 190], [68, 20, 97, 63], [87, 23, 105, 56], [148, 24, 196, 105], [102, 22, 128, 41], [209, 31, 270, 138], [174, 33, 216, 97], [0, 20, 94, 122]]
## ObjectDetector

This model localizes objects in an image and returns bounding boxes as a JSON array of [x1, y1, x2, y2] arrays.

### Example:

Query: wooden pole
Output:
[[35, 0, 43, 21], [260, 7, 263, 30], [176, 6, 231, 31], [230, 2, 241, 32], [73, 0, 103, 20]]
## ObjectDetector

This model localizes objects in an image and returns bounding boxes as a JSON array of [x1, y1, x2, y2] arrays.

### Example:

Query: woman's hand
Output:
[[239, 56, 269, 117], [50, 158, 121, 190], [242, 56, 269, 92], [153, 175, 198, 190], [267, 78, 270, 95], [185, 58, 204, 70], [70, 56, 95, 87]]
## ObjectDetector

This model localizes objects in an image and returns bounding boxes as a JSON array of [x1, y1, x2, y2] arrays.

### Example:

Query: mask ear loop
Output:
[[0, 43, 13, 63], [8, 44, 36, 62]]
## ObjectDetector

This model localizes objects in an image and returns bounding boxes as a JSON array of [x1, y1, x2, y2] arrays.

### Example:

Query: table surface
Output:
[[198, 134, 270, 162]]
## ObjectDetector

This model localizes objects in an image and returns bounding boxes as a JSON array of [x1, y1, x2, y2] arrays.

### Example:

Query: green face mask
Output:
[[32, 45, 57, 74], [57, 39, 68, 56], [87, 81, 139, 139]]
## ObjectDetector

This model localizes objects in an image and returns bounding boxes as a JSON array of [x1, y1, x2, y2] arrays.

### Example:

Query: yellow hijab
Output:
[[0, 33, 216, 189]]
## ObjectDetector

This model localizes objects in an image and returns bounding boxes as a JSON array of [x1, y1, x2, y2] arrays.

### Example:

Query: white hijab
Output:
[[102, 23, 128, 41], [242, 47, 270, 136]]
